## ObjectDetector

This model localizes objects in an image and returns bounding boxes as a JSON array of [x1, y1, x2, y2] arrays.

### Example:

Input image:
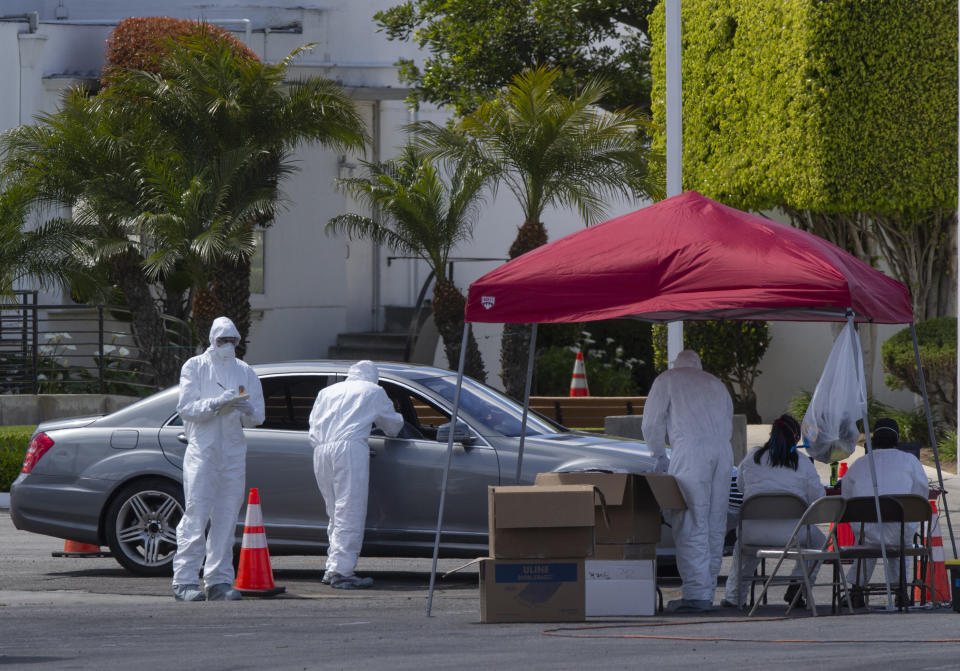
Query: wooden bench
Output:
[[528, 396, 647, 430]]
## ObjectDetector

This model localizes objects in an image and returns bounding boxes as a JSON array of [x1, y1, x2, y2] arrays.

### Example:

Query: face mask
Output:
[[214, 343, 236, 361]]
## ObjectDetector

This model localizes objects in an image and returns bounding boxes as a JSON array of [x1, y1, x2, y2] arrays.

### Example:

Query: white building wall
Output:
[[0, 1, 923, 420]]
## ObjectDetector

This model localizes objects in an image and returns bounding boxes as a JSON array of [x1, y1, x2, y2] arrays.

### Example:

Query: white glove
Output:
[[654, 454, 670, 474], [212, 389, 237, 410], [233, 399, 255, 416]]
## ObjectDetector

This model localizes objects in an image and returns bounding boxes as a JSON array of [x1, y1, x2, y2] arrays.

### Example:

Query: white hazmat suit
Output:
[[172, 317, 265, 599], [723, 446, 826, 606], [843, 447, 928, 584], [641, 349, 733, 609], [309, 361, 403, 585]]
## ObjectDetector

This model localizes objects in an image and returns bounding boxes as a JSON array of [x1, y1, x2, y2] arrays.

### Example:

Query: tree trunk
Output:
[[433, 278, 486, 382], [500, 220, 548, 399], [109, 250, 183, 387], [214, 256, 252, 359]]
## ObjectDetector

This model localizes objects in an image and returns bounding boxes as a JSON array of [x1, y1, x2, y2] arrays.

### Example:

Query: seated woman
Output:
[[721, 414, 826, 608]]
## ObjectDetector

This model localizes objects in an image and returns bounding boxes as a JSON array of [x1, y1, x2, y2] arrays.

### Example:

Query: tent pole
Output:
[[910, 323, 957, 557], [515, 323, 538, 483], [847, 313, 894, 609], [426, 324, 470, 617]]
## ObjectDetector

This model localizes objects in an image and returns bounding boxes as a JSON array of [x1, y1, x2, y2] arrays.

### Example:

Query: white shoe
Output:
[[172, 584, 206, 602], [206, 583, 242, 601], [329, 573, 374, 590]]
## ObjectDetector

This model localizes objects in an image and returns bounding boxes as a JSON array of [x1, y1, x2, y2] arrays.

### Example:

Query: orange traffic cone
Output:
[[51, 539, 111, 558], [836, 463, 854, 546], [569, 350, 589, 397], [915, 499, 950, 604], [235, 488, 285, 596]]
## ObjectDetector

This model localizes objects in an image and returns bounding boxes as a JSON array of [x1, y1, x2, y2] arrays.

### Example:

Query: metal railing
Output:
[[0, 291, 193, 396]]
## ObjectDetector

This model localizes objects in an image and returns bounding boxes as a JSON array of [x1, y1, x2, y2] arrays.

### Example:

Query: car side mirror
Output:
[[436, 421, 477, 446]]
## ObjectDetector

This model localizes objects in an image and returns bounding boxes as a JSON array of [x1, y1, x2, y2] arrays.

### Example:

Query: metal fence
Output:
[[0, 291, 193, 396]]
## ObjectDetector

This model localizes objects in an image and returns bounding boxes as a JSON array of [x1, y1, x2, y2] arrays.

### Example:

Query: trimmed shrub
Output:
[[882, 318, 956, 427], [535, 345, 641, 397], [0, 426, 36, 492], [652, 321, 770, 422], [937, 430, 957, 463], [649, 0, 957, 213], [103, 16, 259, 84]]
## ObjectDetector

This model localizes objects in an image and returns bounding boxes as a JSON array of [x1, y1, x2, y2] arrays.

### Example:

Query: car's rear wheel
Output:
[[104, 478, 184, 576]]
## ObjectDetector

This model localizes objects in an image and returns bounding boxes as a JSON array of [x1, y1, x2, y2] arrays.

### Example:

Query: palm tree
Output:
[[327, 145, 489, 381], [413, 66, 664, 399], [103, 27, 367, 352]]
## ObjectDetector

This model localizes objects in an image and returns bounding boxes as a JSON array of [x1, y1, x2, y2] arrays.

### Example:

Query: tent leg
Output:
[[910, 323, 957, 558], [426, 324, 470, 617], [515, 323, 538, 484], [847, 314, 894, 609]]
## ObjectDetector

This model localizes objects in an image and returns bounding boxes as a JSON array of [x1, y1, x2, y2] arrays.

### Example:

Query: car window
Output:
[[260, 375, 339, 431], [379, 381, 451, 441]]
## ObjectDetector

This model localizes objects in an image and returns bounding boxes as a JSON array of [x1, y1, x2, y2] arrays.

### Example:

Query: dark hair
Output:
[[871, 417, 900, 449], [754, 414, 801, 470]]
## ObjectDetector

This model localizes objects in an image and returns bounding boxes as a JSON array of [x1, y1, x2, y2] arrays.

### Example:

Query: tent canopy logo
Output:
[[481, 296, 495, 310]]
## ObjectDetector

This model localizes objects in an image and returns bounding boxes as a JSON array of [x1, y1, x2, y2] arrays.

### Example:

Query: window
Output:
[[379, 381, 450, 441], [259, 375, 339, 431]]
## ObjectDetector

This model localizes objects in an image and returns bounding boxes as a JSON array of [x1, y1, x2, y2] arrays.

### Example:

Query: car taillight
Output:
[[22, 432, 54, 473]]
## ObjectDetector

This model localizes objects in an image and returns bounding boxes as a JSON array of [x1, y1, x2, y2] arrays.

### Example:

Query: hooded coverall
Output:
[[843, 448, 928, 584], [172, 317, 265, 590], [641, 349, 734, 603], [308, 361, 403, 578]]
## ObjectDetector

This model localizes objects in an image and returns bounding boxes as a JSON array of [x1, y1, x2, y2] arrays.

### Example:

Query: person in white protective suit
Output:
[[171, 317, 265, 602], [842, 418, 928, 605], [721, 415, 826, 609], [309, 361, 403, 589], [641, 349, 733, 613]]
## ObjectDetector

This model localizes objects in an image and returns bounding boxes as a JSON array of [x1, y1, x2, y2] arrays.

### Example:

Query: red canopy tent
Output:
[[464, 191, 913, 325], [425, 191, 948, 614]]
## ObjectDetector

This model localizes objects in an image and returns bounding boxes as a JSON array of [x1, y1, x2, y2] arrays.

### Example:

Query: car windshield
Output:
[[410, 374, 567, 437]]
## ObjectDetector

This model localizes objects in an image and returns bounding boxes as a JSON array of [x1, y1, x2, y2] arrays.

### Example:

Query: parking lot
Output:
[[3, 509, 960, 671]]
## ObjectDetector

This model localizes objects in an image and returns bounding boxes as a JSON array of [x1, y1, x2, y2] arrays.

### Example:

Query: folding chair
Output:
[[731, 493, 809, 610], [749, 496, 852, 617], [895, 494, 934, 606], [837, 495, 909, 610]]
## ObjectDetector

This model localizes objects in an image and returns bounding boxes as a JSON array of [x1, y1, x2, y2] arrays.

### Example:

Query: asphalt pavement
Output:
[[3, 429, 960, 669]]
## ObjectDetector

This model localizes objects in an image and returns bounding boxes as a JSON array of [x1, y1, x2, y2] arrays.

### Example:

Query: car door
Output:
[[365, 380, 500, 549], [244, 373, 340, 542]]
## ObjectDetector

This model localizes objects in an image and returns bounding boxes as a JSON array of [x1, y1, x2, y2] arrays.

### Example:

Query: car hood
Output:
[[36, 415, 103, 433], [516, 431, 658, 472]]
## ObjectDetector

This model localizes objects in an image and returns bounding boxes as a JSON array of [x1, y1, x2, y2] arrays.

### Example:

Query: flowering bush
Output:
[[102, 16, 259, 84], [535, 330, 642, 396]]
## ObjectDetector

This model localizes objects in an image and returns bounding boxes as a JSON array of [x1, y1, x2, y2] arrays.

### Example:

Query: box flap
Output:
[[534, 472, 627, 506], [637, 473, 687, 510], [490, 485, 596, 529]]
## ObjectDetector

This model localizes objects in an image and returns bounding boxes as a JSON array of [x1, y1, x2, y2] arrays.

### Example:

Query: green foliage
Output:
[[374, 0, 657, 115], [937, 430, 957, 463], [0, 426, 35, 492], [652, 321, 770, 421], [649, 0, 958, 213], [882, 318, 957, 427], [535, 330, 641, 396], [537, 320, 656, 392]]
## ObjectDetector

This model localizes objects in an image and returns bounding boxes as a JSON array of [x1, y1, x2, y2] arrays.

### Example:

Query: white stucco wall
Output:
[[0, 1, 929, 421]]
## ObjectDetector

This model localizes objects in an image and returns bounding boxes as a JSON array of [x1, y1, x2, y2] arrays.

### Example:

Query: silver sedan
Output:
[[11, 361, 730, 575]]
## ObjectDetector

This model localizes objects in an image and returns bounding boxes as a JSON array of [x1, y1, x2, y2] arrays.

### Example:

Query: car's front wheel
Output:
[[104, 478, 184, 576]]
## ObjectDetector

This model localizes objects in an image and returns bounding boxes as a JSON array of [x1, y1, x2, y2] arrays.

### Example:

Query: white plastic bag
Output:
[[801, 322, 866, 463]]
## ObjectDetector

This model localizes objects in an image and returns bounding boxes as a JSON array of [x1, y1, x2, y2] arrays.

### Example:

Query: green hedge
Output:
[[882, 317, 957, 428], [0, 426, 35, 492], [649, 0, 957, 213]]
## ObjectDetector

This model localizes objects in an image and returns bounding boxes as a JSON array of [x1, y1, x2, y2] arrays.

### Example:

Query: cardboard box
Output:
[[534, 472, 686, 544], [585, 559, 657, 617], [480, 558, 585, 623], [592, 543, 657, 560], [488, 485, 596, 558]]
